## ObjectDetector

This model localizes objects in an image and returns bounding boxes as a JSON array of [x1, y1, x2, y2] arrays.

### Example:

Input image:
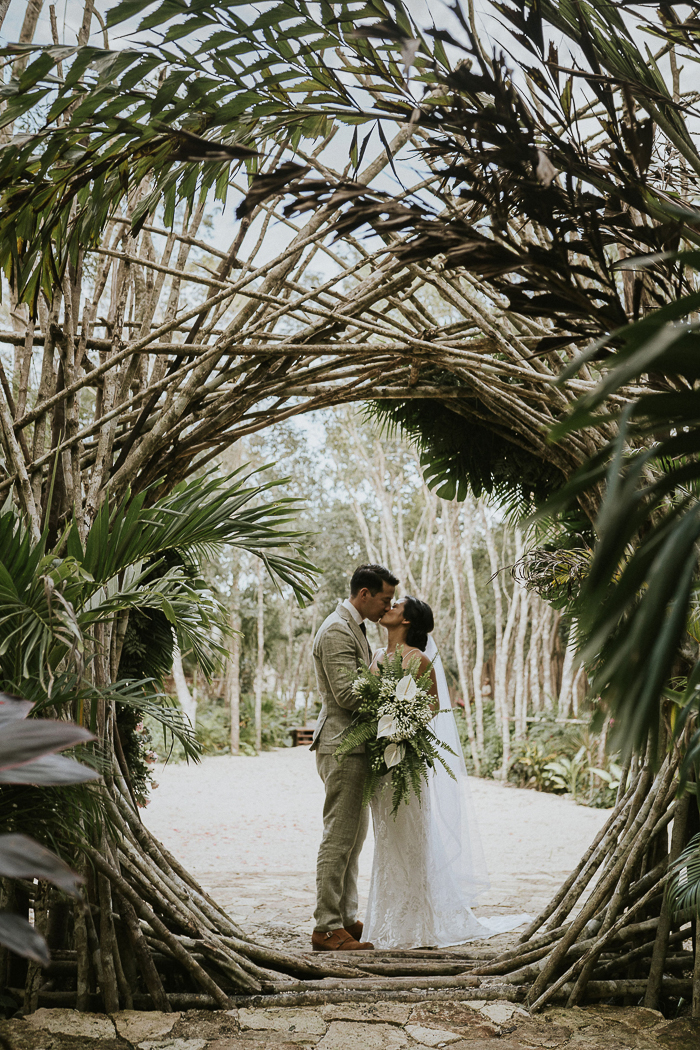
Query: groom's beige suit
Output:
[[311, 600, 372, 933]]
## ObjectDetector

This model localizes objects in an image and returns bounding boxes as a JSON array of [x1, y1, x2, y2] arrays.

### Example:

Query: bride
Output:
[[364, 595, 526, 949]]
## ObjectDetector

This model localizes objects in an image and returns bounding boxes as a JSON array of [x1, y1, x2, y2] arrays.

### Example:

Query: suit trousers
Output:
[[314, 751, 369, 932]]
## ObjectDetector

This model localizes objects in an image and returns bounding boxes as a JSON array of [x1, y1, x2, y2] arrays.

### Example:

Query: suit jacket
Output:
[[310, 601, 372, 754]]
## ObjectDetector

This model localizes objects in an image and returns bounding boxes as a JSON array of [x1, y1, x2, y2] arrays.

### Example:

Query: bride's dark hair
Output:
[[402, 596, 434, 652]]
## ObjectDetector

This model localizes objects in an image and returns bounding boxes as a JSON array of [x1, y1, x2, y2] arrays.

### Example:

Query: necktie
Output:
[[359, 622, 367, 637]]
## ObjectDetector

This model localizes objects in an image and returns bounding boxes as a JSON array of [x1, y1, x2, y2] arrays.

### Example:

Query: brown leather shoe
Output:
[[312, 928, 374, 952], [344, 920, 363, 942]]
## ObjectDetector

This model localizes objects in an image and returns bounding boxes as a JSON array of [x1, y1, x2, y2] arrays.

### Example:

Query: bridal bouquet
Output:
[[335, 648, 456, 815]]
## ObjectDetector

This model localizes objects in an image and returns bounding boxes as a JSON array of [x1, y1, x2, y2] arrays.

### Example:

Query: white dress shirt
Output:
[[342, 598, 364, 625]]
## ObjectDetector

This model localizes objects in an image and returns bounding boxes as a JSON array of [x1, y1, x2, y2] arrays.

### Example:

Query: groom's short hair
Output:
[[350, 564, 399, 596]]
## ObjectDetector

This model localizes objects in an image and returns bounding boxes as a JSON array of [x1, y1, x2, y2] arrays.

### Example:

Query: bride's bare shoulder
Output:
[[370, 647, 386, 670], [401, 647, 430, 672]]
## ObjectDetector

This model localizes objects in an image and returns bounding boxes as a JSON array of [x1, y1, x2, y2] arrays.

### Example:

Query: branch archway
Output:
[[1, 5, 694, 1008]]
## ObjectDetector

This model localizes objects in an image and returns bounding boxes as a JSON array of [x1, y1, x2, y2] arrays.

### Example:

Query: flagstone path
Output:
[[4, 1000, 699, 1050]]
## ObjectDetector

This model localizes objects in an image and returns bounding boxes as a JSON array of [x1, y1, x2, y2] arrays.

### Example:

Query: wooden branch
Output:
[[87, 847, 248, 1002], [116, 891, 171, 1012]]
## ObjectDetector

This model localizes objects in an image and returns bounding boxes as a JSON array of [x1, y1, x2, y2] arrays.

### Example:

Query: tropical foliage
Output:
[[0, 692, 96, 966], [668, 833, 700, 921], [0, 464, 317, 1008], [531, 264, 700, 768], [0, 465, 315, 749]]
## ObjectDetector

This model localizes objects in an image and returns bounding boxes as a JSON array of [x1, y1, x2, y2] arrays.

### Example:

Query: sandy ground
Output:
[[143, 747, 611, 952]]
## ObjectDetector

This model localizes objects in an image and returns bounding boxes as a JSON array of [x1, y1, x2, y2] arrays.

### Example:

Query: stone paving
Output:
[[4, 753, 699, 1049], [3, 1002, 700, 1050]]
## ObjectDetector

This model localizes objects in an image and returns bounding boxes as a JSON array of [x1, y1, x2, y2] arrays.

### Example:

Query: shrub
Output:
[[147, 692, 294, 761], [509, 739, 560, 792], [454, 701, 503, 778]]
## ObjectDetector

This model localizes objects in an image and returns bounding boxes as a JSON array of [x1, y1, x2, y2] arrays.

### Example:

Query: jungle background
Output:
[[159, 410, 607, 806]]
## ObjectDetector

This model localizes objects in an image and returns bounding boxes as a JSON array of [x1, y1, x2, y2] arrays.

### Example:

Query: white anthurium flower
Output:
[[395, 675, 418, 702], [384, 742, 405, 768], [377, 714, 398, 739]]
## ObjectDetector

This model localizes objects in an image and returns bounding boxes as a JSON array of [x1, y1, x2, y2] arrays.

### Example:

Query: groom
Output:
[[310, 564, 398, 952]]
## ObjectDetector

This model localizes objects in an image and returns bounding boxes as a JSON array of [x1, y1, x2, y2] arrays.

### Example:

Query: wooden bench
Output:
[[290, 726, 315, 746]]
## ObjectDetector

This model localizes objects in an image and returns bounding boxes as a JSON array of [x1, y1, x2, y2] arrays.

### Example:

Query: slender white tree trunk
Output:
[[351, 498, 380, 562], [463, 502, 485, 753], [285, 596, 296, 713], [0, 0, 11, 34], [172, 644, 197, 729], [558, 622, 577, 719], [528, 598, 542, 714], [513, 588, 530, 740], [571, 665, 585, 718], [542, 607, 559, 711], [254, 558, 265, 752], [434, 539, 450, 623], [482, 506, 504, 732], [444, 503, 480, 773], [420, 483, 439, 597], [227, 572, 241, 755], [302, 602, 320, 725], [497, 529, 523, 775]]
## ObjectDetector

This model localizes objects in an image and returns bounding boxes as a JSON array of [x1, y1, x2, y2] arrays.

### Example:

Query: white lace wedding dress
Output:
[[364, 638, 530, 949]]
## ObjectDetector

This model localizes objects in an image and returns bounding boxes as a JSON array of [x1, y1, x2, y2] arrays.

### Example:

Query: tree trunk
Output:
[[463, 502, 485, 754], [419, 482, 440, 599], [172, 646, 197, 729], [444, 502, 479, 773], [227, 573, 241, 756], [558, 624, 577, 719], [542, 607, 558, 711], [254, 558, 265, 753], [285, 596, 296, 715], [496, 530, 523, 775], [513, 588, 530, 741], [528, 599, 544, 714], [482, 506, 504, 733]]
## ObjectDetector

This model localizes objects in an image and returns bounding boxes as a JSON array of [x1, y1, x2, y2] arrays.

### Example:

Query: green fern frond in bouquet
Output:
[[335, 646, 456, 817], [335, 719, 377, 755]]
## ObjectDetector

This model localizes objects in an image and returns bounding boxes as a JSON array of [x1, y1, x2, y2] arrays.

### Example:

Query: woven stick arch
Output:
[[1, 126, 687, 1015]]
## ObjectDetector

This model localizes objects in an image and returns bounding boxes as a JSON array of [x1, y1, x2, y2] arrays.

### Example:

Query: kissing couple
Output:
[[309, 564, 522, 953]]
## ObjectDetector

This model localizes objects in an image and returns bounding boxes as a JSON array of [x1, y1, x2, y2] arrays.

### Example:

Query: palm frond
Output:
[[667, 832, 700, 920], [74, 470, 317, 603], [0, 781, 116, 862], [364, 397, 562, 512], [112, 680, 202, 764], [531, 259, 700, 761]]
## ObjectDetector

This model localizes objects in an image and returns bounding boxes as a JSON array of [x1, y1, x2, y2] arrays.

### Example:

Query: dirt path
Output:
[[143, 748, 610, 952]]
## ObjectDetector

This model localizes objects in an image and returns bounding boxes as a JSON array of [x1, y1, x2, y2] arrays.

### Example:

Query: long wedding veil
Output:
[[424, 635, 491, 903]]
